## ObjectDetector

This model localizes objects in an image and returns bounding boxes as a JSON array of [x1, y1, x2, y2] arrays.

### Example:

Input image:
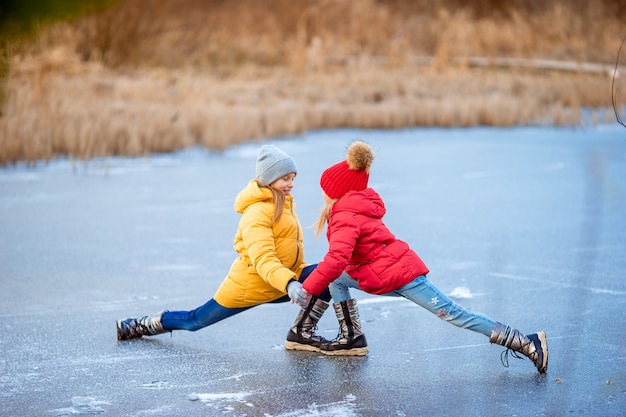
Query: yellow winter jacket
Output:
[[213, 179, 306, 308]]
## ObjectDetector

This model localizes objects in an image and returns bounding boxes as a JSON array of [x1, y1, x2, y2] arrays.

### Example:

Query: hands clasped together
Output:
[[287, 281, 311, 309]]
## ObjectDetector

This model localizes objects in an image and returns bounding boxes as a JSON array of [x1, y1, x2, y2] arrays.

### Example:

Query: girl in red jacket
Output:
[[299, 141, 548, 374]]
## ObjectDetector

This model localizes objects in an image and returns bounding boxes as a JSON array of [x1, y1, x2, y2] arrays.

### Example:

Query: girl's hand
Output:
[[287, 281, 311, 308]]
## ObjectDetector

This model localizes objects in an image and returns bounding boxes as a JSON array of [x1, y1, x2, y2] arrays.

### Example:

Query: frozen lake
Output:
[[1, 126, 625, 416]]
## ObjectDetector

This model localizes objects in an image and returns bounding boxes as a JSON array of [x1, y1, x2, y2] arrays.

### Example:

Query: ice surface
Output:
[[1, 126, 625, 417]]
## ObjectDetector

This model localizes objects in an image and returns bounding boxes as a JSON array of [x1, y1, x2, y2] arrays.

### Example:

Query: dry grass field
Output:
[[1, 0, 625, 165]]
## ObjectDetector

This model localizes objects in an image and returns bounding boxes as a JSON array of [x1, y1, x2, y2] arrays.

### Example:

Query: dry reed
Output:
[[1, 0, 625, 165]]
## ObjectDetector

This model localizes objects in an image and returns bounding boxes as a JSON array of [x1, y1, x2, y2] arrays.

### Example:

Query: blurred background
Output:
[[1, 0, 625, 165]]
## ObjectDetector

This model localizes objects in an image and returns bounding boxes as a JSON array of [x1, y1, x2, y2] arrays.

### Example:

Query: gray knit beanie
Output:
[[255, 145, 297, 186]]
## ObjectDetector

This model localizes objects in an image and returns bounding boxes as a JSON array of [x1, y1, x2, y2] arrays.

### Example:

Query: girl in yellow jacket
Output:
[[117, 145, 331, 352]]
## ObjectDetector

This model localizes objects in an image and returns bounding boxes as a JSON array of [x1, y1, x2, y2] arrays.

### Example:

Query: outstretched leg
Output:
[[396, 275, 548, 373], [117, 299, 249, 340], [160, 299, 250, 331], [394, 275, 495, 336]]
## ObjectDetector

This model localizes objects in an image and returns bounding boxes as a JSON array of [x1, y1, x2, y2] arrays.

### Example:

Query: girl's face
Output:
[[270, 172, 296, 196]]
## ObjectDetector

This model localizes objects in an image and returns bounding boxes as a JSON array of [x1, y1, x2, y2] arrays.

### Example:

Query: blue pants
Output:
[[330, 273, 496, 337], [161, 264, 329, 332]]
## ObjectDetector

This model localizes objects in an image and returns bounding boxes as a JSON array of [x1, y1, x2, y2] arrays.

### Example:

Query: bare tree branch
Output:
[[612, 35, 626, 128]]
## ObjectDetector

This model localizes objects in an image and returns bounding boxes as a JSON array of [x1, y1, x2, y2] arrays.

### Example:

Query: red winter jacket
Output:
[[303, 188, 429, 296]]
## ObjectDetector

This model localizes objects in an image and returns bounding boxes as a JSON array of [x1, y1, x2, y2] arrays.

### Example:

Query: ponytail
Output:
[[314, 199, 336, 238]]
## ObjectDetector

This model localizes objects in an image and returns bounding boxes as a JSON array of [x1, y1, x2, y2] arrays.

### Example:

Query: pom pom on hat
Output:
[[320, 141, 374, 199], [256, 145, 297, 186]]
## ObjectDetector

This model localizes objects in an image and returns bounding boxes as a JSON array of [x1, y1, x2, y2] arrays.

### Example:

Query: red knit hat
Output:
[[320, 141, 374, 199]]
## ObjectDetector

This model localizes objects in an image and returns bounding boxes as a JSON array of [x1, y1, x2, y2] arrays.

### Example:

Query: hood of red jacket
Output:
[[332, 188, 386, 219]]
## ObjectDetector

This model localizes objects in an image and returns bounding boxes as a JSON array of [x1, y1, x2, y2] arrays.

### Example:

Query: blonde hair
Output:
[[314, 197, 337, 238], [264, 186, 285, 226]]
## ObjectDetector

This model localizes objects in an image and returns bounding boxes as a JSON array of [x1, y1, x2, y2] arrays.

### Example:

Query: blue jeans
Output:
[[161, 264, 330, 332], [330, 274, 495, 337]]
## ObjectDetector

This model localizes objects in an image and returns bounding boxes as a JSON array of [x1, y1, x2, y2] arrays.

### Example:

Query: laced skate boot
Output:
[[490, 322, 548, 373], [117, 311, 168, 341], [285, 297, 330, 352], [320, 299, 368, 356]]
